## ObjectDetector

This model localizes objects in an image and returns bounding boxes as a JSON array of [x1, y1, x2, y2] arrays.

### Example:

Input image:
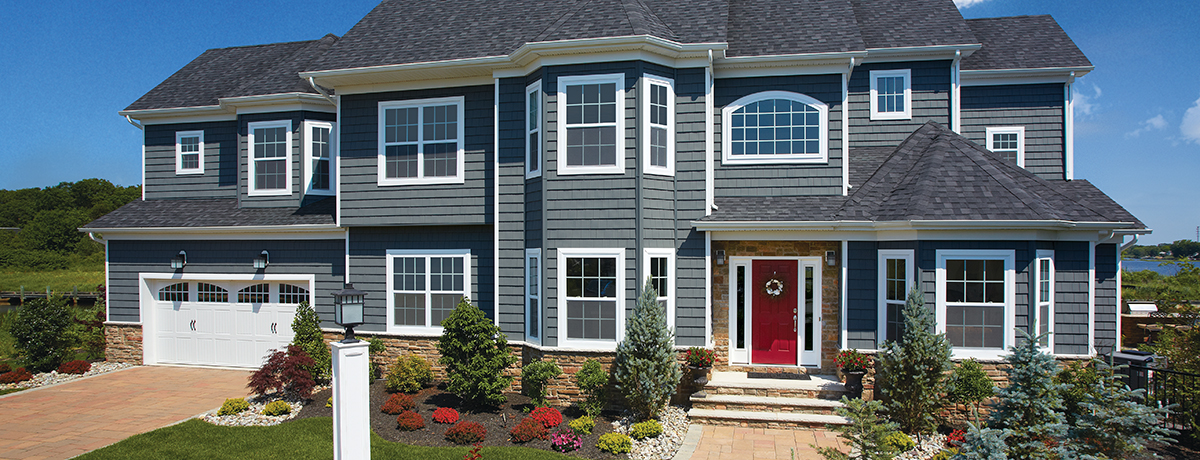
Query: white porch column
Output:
[[331, 340, 370, 460]]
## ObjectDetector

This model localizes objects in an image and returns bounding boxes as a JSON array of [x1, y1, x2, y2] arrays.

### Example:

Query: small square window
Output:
[[986, 127, 1025, 167], [176, 131, 204, 175], [869, 69, 912, 120]]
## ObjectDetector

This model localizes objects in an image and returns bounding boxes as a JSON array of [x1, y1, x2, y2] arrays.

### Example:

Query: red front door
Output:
[[752, 260, 798, 365]]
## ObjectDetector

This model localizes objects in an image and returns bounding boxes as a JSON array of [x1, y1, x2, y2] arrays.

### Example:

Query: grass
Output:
[[0, 388, 24, 396], [76, 417, 574, 460], [0, 268, 104, 293]]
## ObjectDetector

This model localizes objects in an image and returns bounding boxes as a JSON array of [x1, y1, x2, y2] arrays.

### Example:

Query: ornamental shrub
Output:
[[1069, 360, 1175, 459], [368, 337, 387, 380], [930, 448, 958, 460], [396, 410, 425, 431], [432, 407, 460, 424], [521, 359, 562, 407], [631, 419, 663, 440], [568, 416, 595, 435], [683, 347, 716, 367], [597, 432, 632, 454], [381, 393, 416, 415], [290, 301, 331, 384], [437, 298, 518, 408], [954, 424, 1010, 460], [218, 398, 250, 416], [986, 331, 1067, 460], [877, 286, 951, 434], [57, 360, 91, 375], [385, 354, 434, 394], [834, 349, 870, 373], [445, 421, 487, 444], [816, 397, 900, 460], [1054, 359, 1099, 427], [10, 297, 73, 372], [0, 363, 10, 374], [945, 429, 966, 448], [262, 400, 292, 416], [947, 359, 994, 425], [0, 367, 32, 384], [550, 430, 583, 453], [509, 417, 548, 443], [882, 432, 915, 452], [247, 345, 317, 399], [613, 279, 681, 420], [530, 406, 562, 429], [575, 359, 608, 417]]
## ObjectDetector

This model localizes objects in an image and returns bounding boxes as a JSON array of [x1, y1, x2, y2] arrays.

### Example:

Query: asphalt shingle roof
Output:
[[962, 15, 1091, 71], [849, 0, 977, 49], [83, 198, 335, 229]]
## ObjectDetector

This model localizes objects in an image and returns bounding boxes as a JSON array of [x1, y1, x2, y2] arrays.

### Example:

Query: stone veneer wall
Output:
[[711, 241, 842, 372], [104, 323, 143, 364]]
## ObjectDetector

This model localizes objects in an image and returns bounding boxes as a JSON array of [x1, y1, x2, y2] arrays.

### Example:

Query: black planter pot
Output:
[[688, 365, 711, 398], [843, 370, 867, 399]]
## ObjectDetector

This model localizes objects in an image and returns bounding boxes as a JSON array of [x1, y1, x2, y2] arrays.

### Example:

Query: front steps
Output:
[[688, 371, 852, 428]]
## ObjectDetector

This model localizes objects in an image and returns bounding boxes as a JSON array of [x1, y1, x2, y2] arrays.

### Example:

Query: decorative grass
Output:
[[0, 269, 104, 293]]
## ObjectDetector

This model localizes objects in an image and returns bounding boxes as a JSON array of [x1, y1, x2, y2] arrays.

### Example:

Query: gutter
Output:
[[308, 77, 337, 106], [124, 115, 143, 131], [950, 50, 962, 134], [692, 219, 1144, 233], [81, 224, 346, 235]]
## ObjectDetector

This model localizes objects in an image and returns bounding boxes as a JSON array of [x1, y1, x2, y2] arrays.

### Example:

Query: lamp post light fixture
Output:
[[171, 251, 187, 269], [254, 250, 270, 269], [333, 283, 366, 342]]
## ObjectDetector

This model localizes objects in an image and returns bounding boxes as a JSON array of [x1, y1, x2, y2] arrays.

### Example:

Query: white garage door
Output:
[[153, 280, 309, 368]]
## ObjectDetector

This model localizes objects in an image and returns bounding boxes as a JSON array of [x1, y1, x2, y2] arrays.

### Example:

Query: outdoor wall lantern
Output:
[[715, 250, 726, 265], [254, 250, 270, 269], [171, 250, 187, 269], [826, 250, 837, 266], [333, 283, 366, 342]]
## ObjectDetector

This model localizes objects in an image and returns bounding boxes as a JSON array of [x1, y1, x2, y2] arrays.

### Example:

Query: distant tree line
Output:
[[0, 179, 140, 270], [1122, 239, 1200, 260]]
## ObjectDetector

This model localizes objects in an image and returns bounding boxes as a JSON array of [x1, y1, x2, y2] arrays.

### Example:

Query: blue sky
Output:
[[1, 0, 1197, 244]]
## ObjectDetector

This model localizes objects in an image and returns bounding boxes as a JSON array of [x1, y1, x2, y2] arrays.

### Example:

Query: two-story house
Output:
[[89, 0, 1145, 378]]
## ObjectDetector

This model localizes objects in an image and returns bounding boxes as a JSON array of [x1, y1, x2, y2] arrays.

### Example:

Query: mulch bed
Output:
[[293, 380, 624, 459]]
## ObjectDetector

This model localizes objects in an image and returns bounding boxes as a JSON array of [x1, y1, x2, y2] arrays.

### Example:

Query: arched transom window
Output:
[[722, 91, 828, 164]]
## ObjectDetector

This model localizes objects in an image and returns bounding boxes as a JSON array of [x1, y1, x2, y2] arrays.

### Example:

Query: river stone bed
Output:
[[201, 395, 309, 427], [611, 405, 689, 460], [895, 433, 949, 460], [0, 362, 133, 391]]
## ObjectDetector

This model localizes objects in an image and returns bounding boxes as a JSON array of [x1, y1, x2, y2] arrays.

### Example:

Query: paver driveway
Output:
[[687, 425, 849, 460], [0, 366, 250, 460]]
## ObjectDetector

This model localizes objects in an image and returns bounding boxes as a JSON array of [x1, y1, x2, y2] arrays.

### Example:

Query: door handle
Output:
[[793, 315, 798, 332], [271, 323, 277, 334], [190, 319, 196, 331]]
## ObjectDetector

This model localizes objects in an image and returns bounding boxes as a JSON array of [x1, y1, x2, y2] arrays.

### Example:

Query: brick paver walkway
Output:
[[0, 366, 250, 460], [688, 425, 849, 460]]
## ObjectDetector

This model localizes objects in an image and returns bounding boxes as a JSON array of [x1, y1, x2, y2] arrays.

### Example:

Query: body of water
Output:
[[1122, 259, 1200, 276]]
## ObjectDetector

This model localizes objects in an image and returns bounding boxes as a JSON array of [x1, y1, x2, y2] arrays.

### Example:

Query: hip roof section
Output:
[[83, 198, 335, 229]]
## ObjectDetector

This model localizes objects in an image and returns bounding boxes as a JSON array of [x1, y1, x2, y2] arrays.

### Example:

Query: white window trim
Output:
[[377, 96, 467, 186], [526, 81, 542, 179], [556, 73, 626, 175], [1035, 249, 1055, 353], [721, 90, 829, 165], [247, 120, 293, 196], [869, 69, 913, 120], [643, 248, 676, 331], [935, 249, 1016, 361], [302, 120, 336, 196], [385, 249, 472, 334], [877, 249, 915, 347], [642, 74, 675, 176], [556, 247, 627, 349], [986, 126, 1026, 167], [175, 130, 204, 175], [526, 248, 542, 343]]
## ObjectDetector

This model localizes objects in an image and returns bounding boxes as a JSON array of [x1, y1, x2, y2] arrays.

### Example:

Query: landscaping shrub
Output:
[[445, 421, 487, 445], [67, 301, 106, 360], [432, 407, 460, 424], [217, 398, 250, 416], [509, 417, 548, 443], [530, 406, 562, 429], [816, 397, 900, 460], [550, 430, 583, 453], [0, 363, 10, 374], [945, 429, 965, 447], [1054, 359, 1099, 426], [881, 432, 914, 452], [9, 297, 73, 372], [521, 359, 562, 407], [247, 345, 317, 399], [368, 337, 386, 380], [396, 411, 425, 431], [986, 331, 1067, 460], [930, 448, 957, 460], [326, 397, 332, 408], [946, 358, 994, 425], [597, 432, 632, 454], [381, 393, 416, 415], [568, 416, 595, 435], [631, 419, 663, 440], [1068, 360, 1174, 459], [613, 279, 680, 420], [575, 359, 608, 417], [290, 301, 331, 384], [437, 298, 517, 408], [57, 359, 91, 374], [385, 354, 434, 394], [262, 400, 291, 416], [877, 286, 951, 435], [0, 367, 32, 384]]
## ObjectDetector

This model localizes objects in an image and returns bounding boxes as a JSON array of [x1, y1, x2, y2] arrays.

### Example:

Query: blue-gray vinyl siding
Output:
[[106, 238, 345, 324], [346, 226, 494, 332], [338, 85, 493, 226], [238, 111, 337, 208], [847, 61, 951, 148], [499, 75, 535, 340], [143, 121, 238, 200], [961, 84, 1066, 180], [1094, 243, 1118, 355], [713, 74, 845, 197]]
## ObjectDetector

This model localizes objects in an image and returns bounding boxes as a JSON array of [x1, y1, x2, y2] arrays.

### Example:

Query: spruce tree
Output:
[[437, 298, 518, 407], [613, 279, 681, 420], [817, 397, 902, 460], [1069, 360, 1175, 459], [954, 424, 1011, 460], [987, 331, 1068, 460], [878, 285, 952, 434]]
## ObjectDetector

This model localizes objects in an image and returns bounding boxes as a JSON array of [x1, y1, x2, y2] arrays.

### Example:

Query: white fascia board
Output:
[[335, 76, 497, 96], [119, 106, 235, 125], [82, 225, 346, 240], [860, 44, 981, 63], [713, 51, 867, 79], [960, 66, 1094, 86]]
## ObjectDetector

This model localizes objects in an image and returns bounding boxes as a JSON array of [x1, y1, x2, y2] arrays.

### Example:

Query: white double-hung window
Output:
[[1034, 250, 1055, 350], [722, 91, 829, 164], [557, 74, 625, 175], [936, 250, 1015, 360], [176, 130, 204, 175], [986, 126, 1025, 166], [526, 248, 541, 343], [526, 81, 542, 178], [878, 249, 914, 346], [869, 69, 912, 120], [386, 249, 471, 333], [643, 75, 674, 175], [303, 121, 335, 195], [248, 120, 292, 196], [558, 248, 626, 348], [378, 97, 465, 185], [644, 248, 675, 331]]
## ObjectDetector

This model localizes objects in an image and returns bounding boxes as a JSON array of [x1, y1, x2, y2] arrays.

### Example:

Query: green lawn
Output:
[[0, 269, 104, 293], [76, 417, 574, 460]]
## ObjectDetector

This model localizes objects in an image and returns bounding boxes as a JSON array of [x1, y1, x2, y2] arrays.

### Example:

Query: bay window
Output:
[[557, 248, 626, 348], [557, 74, 625, 175], [936, 250, 1015, 359]]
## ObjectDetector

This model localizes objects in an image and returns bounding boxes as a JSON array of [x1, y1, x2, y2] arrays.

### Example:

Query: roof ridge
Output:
[[533, 0, 592, 43], [966, 14, 1053, 22], [839, 122, 938, 220], [621, 0, 678, 39]]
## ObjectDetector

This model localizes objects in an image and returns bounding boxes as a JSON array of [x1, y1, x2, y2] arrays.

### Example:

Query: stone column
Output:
[[332, 340, 370, 460]]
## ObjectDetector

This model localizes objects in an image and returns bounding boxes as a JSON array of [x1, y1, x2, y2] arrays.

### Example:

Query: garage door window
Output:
[[197, 283, 228, 302], [159, 283, 188, 301], [386, 250, 471, 332], [279, 284, 309, 304], [238, 284, 269, 303]]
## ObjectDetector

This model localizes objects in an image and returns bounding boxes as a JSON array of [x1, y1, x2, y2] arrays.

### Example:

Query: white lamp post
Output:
[[331, 283, 369, 460]]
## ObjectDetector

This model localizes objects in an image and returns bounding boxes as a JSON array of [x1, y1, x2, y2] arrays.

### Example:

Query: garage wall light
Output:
[[171, 251, 186, 270], [254, 250, 270, 269]]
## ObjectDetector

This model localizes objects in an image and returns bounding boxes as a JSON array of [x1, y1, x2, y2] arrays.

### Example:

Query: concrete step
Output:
[[688, 408, 852, 428], [703, 372, 849, 400], [690, 394, 845, 416]]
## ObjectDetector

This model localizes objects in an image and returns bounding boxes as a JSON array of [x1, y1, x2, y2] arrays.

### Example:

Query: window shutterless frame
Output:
[[302, 120, 335, 196], [1035, 250, 1055, 351], [385, 249, 472, 334], [377, 96, 466, 186], [642, 74, 674, 176], [869, 69, 912, 120], [721, 91, 829, 165], [247, 120, 292, 196], [935, 249, 1016, 360], [986, 126, 1026, 167], [526, 81, 542, 179], [556, 73, 625, 175], [877, 249, 914, 347], [175, 130, 204, 175], [525, 248, 542, 343], [643, 247, 675, 331], [557, 247, 626, 349]]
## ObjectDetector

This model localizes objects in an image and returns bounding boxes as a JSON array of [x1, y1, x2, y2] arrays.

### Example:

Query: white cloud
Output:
[[1074, 83, 1101, 117], [1182, 96, 1200, 145], [1126, 114, 1168, 138], [954, 0, 991, 7]]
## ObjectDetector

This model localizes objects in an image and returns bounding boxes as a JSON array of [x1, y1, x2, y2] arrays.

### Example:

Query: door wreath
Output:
[[763, 277, 785, 298]]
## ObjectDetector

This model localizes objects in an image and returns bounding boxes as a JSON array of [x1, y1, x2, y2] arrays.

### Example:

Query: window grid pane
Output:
[[564, 82, 618, 167], [238, 283, 269, 303], [180, 136, 200, 170], [649, 257, 668, 297], [730, 99, 821, 156], [158, 282, 189, 302], [876, 76, 905, 113], [382, 103, 459, 179], [566, 256, 618, 340], [945, 259, 1004, 304], [566, 300, 616, 340], [390, 255, 467, 329], [279, 284, 309, 304], [197, 283, 228, 303], [650, 127, 667, 167], [311, 126, 330, 190]]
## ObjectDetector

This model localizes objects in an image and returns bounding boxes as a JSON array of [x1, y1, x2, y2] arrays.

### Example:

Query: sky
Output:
[[1, 0, 1197, 245]]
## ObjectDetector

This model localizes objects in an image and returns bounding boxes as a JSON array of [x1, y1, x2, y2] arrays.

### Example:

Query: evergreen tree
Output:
[[948, 358, 996, 425], [817, 397, 901, 460], [988, 331, 1068, 460], [878, 285, 952, 434], [613, 279, 680, 420], [954, 424, 1011, 460], [1069, 360, 1175, 459], [437, 298, 518, 407], [290, 301, 331, 383]]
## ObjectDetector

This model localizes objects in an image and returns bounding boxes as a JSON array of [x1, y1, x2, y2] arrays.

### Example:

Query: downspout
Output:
[[1120, 234, 1139, 253], [308, 77, 337, 107], [842, 58, 855, 196], [88, 232, 104, 243], [126, 115, 145, 200], [705, 50, 715, 214], [950, 50, 962, 134], [635, 71, 644, 289], [125, 115, 143, 130], [1064, 71, 1076, 180]]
